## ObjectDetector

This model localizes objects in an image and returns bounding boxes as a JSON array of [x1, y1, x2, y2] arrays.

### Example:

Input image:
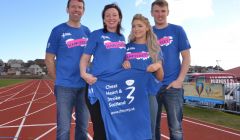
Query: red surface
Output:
[[0, 80, 239, 140]]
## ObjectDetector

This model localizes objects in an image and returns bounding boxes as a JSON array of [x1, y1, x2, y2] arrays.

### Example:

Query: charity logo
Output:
[[104, 40, 126, 49], [62, 32, 72, 38], [101, 35, 110, 40], [125, 80, 135, 86], [125, 80, 135, 104], [158, 36, 173, 47], [125, 51, 150, 60], [66, 37, 88, 48]]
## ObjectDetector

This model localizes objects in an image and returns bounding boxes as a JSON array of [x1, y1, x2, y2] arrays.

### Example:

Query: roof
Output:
[[223, 66, 240, 78]]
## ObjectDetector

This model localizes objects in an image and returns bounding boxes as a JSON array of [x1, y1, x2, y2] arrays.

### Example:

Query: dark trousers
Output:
[[85, 85, 106, 140]]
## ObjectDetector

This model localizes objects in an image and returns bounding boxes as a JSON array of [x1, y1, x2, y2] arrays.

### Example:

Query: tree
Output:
[[0, 59, 3, 66], [24, 60, 35, 68]]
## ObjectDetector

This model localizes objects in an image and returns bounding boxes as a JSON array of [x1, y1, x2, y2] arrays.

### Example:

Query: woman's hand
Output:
[[81, 73, 97, 85], [122, 60, 131, 69], [147, 62, 161, 72]]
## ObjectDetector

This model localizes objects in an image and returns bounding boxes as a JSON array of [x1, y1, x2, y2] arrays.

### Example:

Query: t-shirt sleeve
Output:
[[84, 26, 91, 37], [46, 28, 60, 55], [84, 31, 98, 55], [178, 26, 191, 52], [158, 49, 164, 61], [147, 73, 162, 95], [88, 86, 98, 104]]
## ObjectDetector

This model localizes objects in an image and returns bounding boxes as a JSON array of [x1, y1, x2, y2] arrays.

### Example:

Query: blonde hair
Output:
[[128, 14, 160, 63]]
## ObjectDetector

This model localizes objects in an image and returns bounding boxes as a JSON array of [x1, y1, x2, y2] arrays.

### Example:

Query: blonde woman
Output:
[[122, 14, 164, 140]]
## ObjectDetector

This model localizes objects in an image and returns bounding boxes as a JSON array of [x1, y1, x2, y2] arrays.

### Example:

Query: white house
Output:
[[28, 64, 43, 75], [10, 63, 22, 69]]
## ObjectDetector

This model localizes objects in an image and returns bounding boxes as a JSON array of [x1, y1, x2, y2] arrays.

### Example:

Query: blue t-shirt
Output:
[[125, 42, 163, 92], [46, 23, 90, 88], [84, 29, 126, 76], [89, 69, 158, 140], [125, 42, 151, 71], [153, 23, 191, 85], [125, 42, 163, 71]]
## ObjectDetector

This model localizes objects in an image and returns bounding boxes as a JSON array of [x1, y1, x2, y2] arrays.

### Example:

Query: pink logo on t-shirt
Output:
[[125, 52, 149, 60], [66, 38, 88, 48], [158, 36, 173, 47], [104, 41, 125, 49]]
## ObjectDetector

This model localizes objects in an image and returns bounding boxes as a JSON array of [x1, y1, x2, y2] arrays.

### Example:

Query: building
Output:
[[223, 66, 240, 81], [28, 64, 43, 75]]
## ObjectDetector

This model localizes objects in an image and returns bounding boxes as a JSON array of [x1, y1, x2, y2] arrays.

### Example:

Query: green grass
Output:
[[0, 79, 26, 87], [183, 105, 240, 130]]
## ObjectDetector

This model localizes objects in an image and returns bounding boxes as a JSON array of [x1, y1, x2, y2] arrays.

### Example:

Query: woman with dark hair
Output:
[[80, 3, 125, 140]]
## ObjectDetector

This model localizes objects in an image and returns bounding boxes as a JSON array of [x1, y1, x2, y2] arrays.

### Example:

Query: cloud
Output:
[[168, 0, 214, 24], [135, 0, 147, 7], [190, 21, 240, 69]]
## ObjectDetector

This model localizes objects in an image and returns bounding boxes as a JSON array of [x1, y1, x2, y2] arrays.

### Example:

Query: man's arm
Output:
[[80, 54, 97, 85], [45, 53, 56, 80], [167, 49, 190, 89], [177, 49, 191, 82]]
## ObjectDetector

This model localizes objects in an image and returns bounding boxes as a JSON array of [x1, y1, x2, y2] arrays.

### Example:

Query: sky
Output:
[[0, 0, 240, 70]]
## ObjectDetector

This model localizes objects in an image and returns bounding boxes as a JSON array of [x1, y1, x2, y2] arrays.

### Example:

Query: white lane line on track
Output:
[[0, 122, 80, 129], [0, 82, 28, 95], [0, 92, 52, 112], [72, 112, 76, 120], [88, 133, 93, 140], [0, 102, 56, 127], [158, 114, 170, 139], [72, 113, 93, 140], [161, 134, 170, 139], [14, 80, 41, 140], [43, 80, 54, 94], [0, 81, 53, 112], [0, 123, 56, 128], [43, 80, 55, 96], [34, 80, 94, 140], [7, 92, 35, 101], [6, 92, 51, 102], [161, 113, 240, 137], [0, 82, 34, 105], [0, 92, 17, 99], [32, 111, 93, 139], [183, 118, 240, 137], [35, 126, 57, 140]]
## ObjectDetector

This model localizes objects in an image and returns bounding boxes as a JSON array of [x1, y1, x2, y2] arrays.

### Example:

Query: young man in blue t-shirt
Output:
[[45, 0, 89, 139], [151, 0, 191, 140]]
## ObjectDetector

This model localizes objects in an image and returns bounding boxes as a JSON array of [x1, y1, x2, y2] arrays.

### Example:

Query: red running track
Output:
[[0, 80, 239, 140]]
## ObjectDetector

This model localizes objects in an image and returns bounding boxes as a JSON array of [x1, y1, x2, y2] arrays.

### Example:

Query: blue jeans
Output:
[[149, 95, 158, 140], [54, 85, 89, 140], [155, 86, 184, 140]]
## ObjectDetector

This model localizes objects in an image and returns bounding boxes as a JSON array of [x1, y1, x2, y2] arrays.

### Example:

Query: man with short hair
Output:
[[151, 0, 191, 140], [45, 0, 90, 139]]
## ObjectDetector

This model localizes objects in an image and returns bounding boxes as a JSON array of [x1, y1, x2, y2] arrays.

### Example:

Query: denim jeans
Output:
[[54, 85, 89, 140], [149, 95, 158, 140], [155, 86, 184, 140]]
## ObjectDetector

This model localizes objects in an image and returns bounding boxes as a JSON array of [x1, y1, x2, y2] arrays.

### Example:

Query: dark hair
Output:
[[102, 3, 123, 35], [67, 0, 85, 9], [151, 0, 168, 11]]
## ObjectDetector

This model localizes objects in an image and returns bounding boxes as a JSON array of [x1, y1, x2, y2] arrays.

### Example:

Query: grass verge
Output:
[[0, 79, 26, 87], [183, 105, 240, 130]]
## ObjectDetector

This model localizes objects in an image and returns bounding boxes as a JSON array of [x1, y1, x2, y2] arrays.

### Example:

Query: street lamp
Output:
[[216, 60, 221, 71]]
